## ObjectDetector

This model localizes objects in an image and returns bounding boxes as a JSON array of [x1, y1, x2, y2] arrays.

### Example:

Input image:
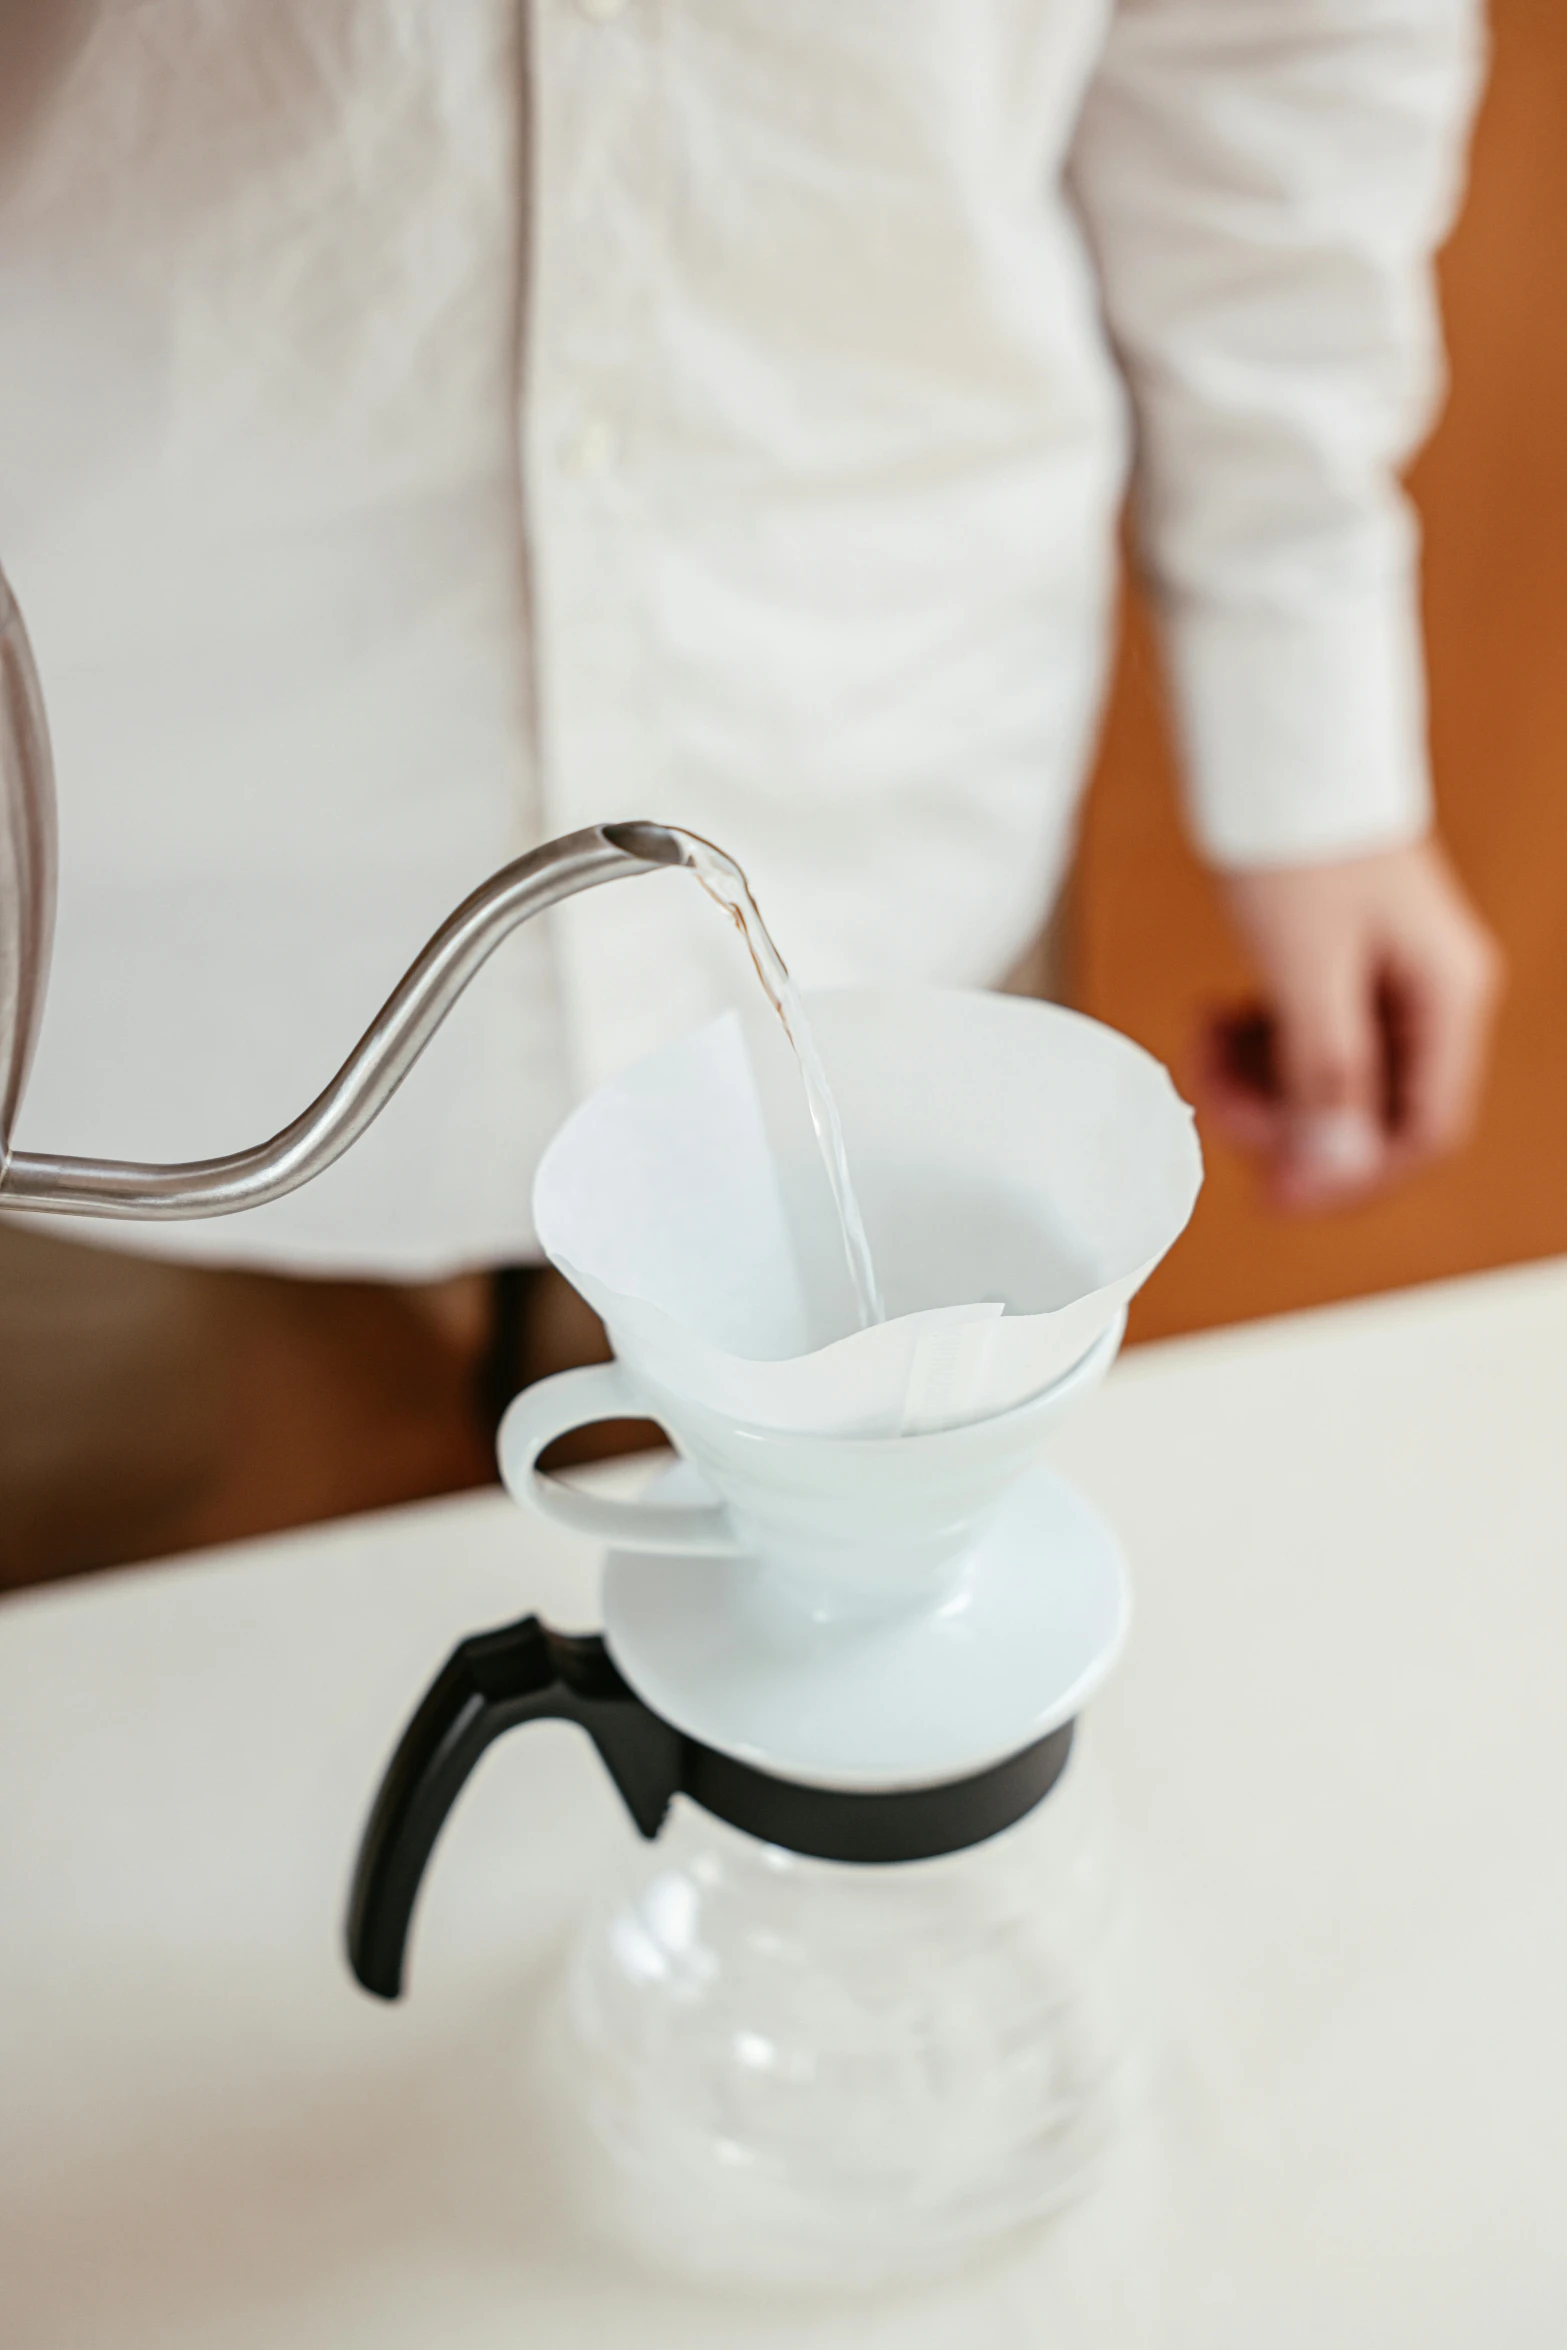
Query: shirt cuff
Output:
[[1156, 586, 1434, 871]]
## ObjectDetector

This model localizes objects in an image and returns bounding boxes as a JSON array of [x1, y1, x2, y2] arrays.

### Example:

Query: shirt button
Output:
[[575, 0, 629, 20], [565, 414, 621, 480]]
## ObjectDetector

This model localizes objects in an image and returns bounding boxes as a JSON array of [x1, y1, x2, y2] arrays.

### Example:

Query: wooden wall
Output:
[[1076, 0, 1567, 1342]]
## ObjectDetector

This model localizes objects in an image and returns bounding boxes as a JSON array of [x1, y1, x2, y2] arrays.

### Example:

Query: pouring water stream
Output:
[[679, 834, 886, 1331]]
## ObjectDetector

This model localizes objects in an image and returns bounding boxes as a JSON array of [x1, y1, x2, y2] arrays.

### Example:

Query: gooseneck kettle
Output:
[[0, 560, 697, 1219]]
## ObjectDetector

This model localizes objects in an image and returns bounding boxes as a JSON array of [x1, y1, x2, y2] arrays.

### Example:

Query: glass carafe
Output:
[[560, 1747, 1136, 2291]]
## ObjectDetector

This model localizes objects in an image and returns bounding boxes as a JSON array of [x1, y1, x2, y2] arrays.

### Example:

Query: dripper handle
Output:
[[346, 1616, 683, 2000], [497, 1363, 742, 1555]]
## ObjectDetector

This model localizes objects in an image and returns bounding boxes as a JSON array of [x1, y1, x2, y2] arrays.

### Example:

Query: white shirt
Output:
[[0, 1, 1482, 1275]]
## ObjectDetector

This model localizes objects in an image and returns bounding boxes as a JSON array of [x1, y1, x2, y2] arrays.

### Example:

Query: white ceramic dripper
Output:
[[501, 983, 1201, 1546], [497, 985, 1200, 1785]]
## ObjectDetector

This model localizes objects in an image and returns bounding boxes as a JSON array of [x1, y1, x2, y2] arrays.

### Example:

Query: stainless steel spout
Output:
[[0, 568, 55, 1180], [0, 561, 699, 1220]]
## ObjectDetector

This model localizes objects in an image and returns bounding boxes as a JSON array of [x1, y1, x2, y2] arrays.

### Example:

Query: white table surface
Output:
[[4, 1260, 1567, 2349]]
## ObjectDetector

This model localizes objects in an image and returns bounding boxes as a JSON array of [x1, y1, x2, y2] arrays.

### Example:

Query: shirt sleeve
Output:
[[1068, 0, 1485, 869]]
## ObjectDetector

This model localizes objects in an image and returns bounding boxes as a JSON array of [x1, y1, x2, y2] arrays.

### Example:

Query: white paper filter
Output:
[[533, 987, 1202, 1437]]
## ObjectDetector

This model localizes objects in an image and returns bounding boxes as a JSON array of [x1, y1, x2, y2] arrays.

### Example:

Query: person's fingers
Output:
[[1386, 925, 1504, 1163], [1275, 1107, 1386, 1207], [1193, 1009, 1287, 1157], [1266, 929, 1389, 1208]]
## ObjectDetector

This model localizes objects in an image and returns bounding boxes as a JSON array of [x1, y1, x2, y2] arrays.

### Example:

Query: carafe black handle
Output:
[[346, 1616, 683, 2000], [348, 1617, 1080, 2003]]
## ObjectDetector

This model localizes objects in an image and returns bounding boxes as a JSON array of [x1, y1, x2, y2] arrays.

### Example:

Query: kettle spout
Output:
[[0, 567, 57, 1183], [0, 563, 729, 1219], [602, 820, 699, 871], [0, 814, 703, 1218]]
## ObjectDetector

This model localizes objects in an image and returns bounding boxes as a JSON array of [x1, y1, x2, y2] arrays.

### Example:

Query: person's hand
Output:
[[1199, 839, 1504, 1212]]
